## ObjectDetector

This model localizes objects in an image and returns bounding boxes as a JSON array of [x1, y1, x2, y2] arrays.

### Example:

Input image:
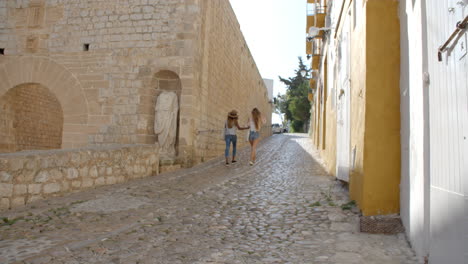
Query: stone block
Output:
[[44, 183, 61, 194], [10, 159, 25, 171], [116, 176, 125, 183], [90, 166, 98, 178], [0, 183, 13, 197], [55, 156, 68, 167], [11, 197, 25, 207], [62, 181, 70, 192], [149, 154, 158, 164], [106, 176, 116, 185], [113, 167, 121, 175], [0, 159, 8, 172], [50, 169, 64, 180], [13, 184, 27, 195], [0, 198, 10, 210], [28, 184, 42, 194], [35, 171, 50, 183], [71, 181, 82, 188], [28, 195, 43, 203], [133, 165, 140, 174], [160, 164, 181, 174], [98, 166, 106, 175], [26, 159, 38, 170], [40, 158, 54, 169], [95, 177, 105, 186], [0, 171, 12, 182], [79, 166, 89, 178], [66, 168, 79, 179], [82, 179, 93, 188], [23, 170, 36, 182]]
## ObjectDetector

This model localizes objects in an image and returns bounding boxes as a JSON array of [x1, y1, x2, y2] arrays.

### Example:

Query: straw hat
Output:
[[228, 110, 238, 119]]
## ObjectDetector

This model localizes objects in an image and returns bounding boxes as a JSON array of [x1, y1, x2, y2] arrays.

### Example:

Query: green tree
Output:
[[277, 57, 311, 132]]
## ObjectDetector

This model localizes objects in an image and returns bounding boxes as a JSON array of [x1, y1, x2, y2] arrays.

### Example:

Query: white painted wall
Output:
[[263, 78, 274, 101], [425, 1, 467, 262], [399, 0, 430, 261]]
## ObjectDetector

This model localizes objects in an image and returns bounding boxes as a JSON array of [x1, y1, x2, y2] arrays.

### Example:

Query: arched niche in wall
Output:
[[152, 70, 182, 97], [0, 83, 63, 153], [0, 57, 90, 149], [152, 70, 182, 156]]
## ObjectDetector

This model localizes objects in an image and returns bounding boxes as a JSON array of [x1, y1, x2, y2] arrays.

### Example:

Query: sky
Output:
[[229, 0, 308, 124]]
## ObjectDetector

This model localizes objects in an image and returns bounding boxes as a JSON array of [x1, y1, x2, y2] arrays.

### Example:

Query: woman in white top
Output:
[[248, 108, 266, 166], [224, 110, 249, 166]]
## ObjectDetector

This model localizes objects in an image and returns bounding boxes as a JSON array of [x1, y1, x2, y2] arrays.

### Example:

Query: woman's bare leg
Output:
[[251, 139, 259, 162], [249, 140, 254, 163]]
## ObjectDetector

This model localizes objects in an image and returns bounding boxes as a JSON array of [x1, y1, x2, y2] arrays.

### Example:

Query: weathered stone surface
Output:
[[35, 171, 49, 183], [66, 168, 79, 180], [0, 0, 271, 168], [330, 252, 363, 263], [79, 167, 89, 178], [82, 179, 93, 188], [0, 183, 13, 196], [0, 135, 416, 263], [329, 212, 347, 222], [28, 184, 42, 194], [0, 145, 159, 210], [13, 184, 27, 195], [0, 198, 9, 209], [10, 197, 25, 207], [9, 159, 24, 171], [0, 171, 12, 182], [95, 177, 105, 186], [89, 166, 98, 178], [44, 183, 61, 194], [336, 241, 362, 252], [50, 169, 63, 180], [105, 176, 116, 185], [71, 181, 82, 188], [331, 222, 359, 232]]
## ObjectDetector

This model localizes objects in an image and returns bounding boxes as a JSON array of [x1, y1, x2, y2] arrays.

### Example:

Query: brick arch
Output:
[[0, 83, 63, 153], [0, 57, 90, 148]]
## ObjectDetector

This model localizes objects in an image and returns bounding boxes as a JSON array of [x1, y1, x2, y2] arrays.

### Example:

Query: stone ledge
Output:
[[0, 144, 159, 211], [0, 144, 155, 158]]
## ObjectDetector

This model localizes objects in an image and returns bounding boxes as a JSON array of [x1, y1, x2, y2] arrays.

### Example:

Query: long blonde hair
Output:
[[227, 117, 235, 128], [252, 108, 261, 130]]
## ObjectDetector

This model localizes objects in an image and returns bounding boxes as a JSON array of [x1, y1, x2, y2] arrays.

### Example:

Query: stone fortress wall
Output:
[[192, 0, 272, 162], [0, 0, 271, 210]]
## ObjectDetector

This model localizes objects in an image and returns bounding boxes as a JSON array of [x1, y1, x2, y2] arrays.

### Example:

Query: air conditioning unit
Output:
[[308, 26, 321, 38], [325, 15, 332, 28]]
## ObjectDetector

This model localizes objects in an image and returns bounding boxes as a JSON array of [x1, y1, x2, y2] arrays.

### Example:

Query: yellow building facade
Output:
[[306, 0, 401, 216], [306, 0, 337, 176]]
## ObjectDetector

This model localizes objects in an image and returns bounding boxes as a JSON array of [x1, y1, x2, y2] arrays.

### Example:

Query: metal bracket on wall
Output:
[[438, 15, 468, 61]]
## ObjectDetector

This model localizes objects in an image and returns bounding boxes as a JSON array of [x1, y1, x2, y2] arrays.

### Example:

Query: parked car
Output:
[[272, 123, 282, 134]]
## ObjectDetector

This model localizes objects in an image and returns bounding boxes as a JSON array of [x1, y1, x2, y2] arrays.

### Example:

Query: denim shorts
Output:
[[249, 131, 260, 141]]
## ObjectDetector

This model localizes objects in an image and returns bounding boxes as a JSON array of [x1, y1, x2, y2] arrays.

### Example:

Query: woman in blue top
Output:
[[224, 110, 249, 166]]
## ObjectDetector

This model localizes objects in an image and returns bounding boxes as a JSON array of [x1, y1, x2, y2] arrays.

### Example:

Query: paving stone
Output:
[[0, 134, 418, 264]]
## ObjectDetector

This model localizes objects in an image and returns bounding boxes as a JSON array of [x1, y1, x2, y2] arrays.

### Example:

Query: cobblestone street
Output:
[[0, 134, 418, 264]]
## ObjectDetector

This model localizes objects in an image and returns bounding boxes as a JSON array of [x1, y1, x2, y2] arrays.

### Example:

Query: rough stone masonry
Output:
[[0, 0, 272, 209], [0, 0, 271, 162]]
